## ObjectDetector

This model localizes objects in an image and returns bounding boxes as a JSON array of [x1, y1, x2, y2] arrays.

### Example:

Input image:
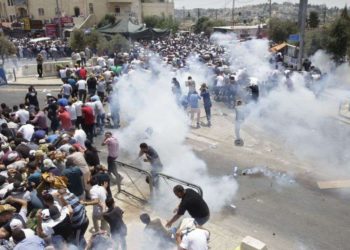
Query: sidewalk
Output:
[[8, 76, 63, 86]]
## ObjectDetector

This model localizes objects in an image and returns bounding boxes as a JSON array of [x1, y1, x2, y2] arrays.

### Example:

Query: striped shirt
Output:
[[63, 192, 87, 229]]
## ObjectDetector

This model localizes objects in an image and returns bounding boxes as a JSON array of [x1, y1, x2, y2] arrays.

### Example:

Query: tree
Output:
[[309, 11, 320, 28], [143, 16, 179, 33], [0, 35, 16, 66], [69, 29, 85, 51], [193, 17, 226, 35], [97, 14, 116, 28], [84, 30, 102, 50], [326, 6, 350, 62], [268, 17, 298, 43], [326, 17, 350, 62], [107, 34, 129, 53]]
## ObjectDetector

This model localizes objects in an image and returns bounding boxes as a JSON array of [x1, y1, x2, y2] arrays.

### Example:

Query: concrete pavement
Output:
[[2, 85, 350, 249], [8, 76, 63, 86]]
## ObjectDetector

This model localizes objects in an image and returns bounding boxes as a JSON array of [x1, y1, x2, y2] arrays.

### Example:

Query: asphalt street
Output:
[[1, 84, 350, 249]]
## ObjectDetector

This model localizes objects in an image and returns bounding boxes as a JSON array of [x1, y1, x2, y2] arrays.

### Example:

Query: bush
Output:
[[144, 16, 179, 33], [193, 17, 226, 35], [69, 29, 85, 51], [0, 34, 16, 66]]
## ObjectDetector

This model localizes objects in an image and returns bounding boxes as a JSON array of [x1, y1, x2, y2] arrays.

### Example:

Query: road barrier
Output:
[[116, 161, 203, 203]]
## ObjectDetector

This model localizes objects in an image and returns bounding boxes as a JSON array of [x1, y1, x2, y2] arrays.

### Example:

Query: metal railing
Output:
[[158, 173, 203, 197], [116, 161, 203, 203], [116, 161, 153, 203]]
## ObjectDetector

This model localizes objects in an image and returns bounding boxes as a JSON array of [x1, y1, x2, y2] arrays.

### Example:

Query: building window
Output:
[[115, 7, 120, 14], [38, 8, 44, 16], [8, 0, 14, 6], [89, 3, 93, 14], [74, 7, 80, 17]]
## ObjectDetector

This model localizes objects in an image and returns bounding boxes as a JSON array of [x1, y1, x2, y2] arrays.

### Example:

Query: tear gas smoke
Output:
[[111, 54, 238, 215], [211, 32, 350, 179]]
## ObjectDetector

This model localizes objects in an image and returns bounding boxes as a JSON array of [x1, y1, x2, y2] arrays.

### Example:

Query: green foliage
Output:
[[108, 34, 130, 52], [309, 11, 320, 28], [69, 29, 85, 51], [84, 30, 101, 49], [96, 36, 109, 55], [268, 17, 298, 43], [96, 34, 129, 55], [193, 17, 226, 35], [326, 16, 350, 62], [0, 34, 16, 66], [97, 14, 116, 28], [143, 16, 179, 33], [340, 5, 350, 20], [305, 28, 329, 56]]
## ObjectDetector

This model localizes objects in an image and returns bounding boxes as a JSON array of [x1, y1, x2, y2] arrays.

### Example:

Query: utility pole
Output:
[[323, 7, 326, 24], [197, 8, 200, 20], [216, 9, 218, 20], [56, 0, 62, 39], [269, 0, 272, 21], [183, 6, 185, 22], [297, 0, 308, 71], [232, 0, 235, 27]]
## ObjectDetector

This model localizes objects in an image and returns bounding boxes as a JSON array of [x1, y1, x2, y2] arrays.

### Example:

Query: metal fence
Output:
[[116, 161, 203, 203]]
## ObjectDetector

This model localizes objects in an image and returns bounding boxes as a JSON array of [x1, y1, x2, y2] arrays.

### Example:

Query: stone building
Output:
[[0, 0, 174, 24]]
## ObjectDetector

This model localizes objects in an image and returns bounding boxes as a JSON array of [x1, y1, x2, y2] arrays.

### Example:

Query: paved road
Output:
[[2, 85, 350, 249]]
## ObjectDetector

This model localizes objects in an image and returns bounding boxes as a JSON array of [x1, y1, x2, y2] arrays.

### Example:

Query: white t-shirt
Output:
[[65, 105, 77, 120], [73, 101, 83, 117], [41, 206, 69, 237], [16, 109, 29, 125], [85, 102, 96, 116], [77, 80, 87, 90], [62, 84, 72, 96], [90, 184, 107, 216], [18, 124, 35, 141], [180, 228, 210, 250], [216, 75, 225, 87], [59, 69, 67, 79], [107, 58, 115, 67], [73, 129, 87, 147], [94, 100, 105, 115], [97, 57, 106, 67]]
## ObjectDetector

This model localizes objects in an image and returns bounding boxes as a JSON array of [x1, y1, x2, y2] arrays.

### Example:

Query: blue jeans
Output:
[[97, 113, 105, 133]]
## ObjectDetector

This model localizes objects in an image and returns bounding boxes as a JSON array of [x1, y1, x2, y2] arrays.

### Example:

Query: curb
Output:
[[8, 82, 63, 86]]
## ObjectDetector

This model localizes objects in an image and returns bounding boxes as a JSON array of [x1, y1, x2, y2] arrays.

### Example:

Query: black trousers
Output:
[[37, 64, 43, 77]]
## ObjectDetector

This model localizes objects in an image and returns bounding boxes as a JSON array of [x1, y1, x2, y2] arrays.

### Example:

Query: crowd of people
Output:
[[1, 30, 322, 249]]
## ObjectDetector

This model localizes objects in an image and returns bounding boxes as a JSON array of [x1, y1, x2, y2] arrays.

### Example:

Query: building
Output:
[[141, 0, 174, 19], [213, 24, 268, 39], [0, 0, 174, 25]]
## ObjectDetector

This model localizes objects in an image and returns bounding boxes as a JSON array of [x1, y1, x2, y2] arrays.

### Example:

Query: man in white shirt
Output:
[[97, 57, 107, 68], [177, 218, 210, 250], [65, 102, 77, 125], [77, 79, 87, 103], [17, 123, 34, 141], [59, 67, 67, 83], [61, 83, 72, 100], [73, 99, 83, 129], [16, 104, 29, 126], [91, 96, 105, 134], [81, 179, 108, 233]]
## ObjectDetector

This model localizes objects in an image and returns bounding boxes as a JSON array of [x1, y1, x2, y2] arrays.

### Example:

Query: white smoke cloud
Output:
[[111, 53, 238, 215]]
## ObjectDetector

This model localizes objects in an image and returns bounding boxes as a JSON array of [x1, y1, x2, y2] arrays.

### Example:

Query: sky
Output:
[[174, 0, 349, 9]]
